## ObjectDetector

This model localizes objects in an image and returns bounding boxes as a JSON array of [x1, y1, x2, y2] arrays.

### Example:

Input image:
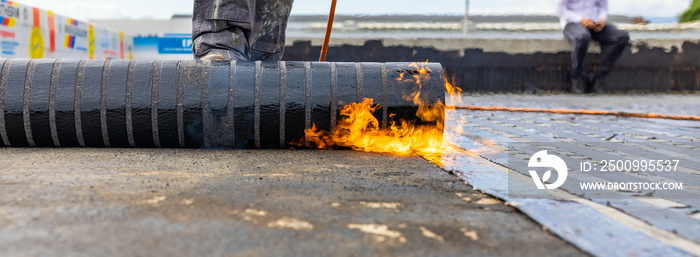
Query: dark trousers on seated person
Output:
[[563, 22, 629, 81]]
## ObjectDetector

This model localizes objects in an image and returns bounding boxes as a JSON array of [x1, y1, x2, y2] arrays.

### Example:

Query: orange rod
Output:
[[448, 105, 700, 121], [319, 0, 337, 62]]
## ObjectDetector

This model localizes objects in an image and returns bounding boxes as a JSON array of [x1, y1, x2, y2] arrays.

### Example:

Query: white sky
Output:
[[17, 0, 692, 21]]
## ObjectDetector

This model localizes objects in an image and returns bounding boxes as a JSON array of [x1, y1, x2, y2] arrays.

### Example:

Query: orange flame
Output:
[[301, 61, 463, 164]]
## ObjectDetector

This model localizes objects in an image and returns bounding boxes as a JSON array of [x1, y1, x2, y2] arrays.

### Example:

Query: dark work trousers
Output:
[[563, 22, 630, 80], [192, 0, 294, 61]]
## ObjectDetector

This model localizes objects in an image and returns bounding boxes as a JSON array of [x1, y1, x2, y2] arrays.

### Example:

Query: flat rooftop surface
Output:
[[2, 93, 700, 256], [0, 149, 584, 256]]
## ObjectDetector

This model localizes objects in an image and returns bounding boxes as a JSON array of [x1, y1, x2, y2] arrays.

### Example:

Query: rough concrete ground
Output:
[[0, 148, 586, 257]]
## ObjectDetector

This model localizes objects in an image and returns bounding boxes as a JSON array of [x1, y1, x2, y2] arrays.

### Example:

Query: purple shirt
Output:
[[557, 0, 608, 28]]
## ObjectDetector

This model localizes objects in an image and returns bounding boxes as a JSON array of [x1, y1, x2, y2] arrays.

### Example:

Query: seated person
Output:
[[557, 0, 630, 93]]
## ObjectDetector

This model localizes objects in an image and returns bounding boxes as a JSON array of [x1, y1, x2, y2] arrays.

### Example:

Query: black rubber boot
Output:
[[591, 78, 604, 94], [570, 79, 586, 94]]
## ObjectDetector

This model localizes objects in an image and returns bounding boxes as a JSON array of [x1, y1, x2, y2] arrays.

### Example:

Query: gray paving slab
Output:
[[449, 93, 700, 253], [439, 146, 694, 257], [533, 114, 700, 158], [469, 111, 700, 184], [461, 94, 700, 116], [0, 148, 587, 257], [446, 130, 700, 245], [574, 115, 700, 143]]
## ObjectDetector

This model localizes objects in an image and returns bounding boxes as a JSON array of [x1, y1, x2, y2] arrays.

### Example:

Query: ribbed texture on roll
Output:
[[0, 59, 445, 148]]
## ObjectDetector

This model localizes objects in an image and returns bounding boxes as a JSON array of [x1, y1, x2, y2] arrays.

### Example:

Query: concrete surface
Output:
[[0, 149, 586, 256]]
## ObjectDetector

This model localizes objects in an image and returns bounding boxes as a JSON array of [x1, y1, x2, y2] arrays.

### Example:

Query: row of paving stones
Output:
[[444, 95, 700, 256]]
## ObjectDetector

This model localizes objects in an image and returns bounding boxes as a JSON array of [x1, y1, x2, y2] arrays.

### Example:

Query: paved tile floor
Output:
[[443, 93, 700, 256]]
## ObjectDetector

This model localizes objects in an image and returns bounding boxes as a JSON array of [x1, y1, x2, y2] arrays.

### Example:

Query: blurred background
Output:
[[14, 0, 694, 22], [4, 0, 700, 92]]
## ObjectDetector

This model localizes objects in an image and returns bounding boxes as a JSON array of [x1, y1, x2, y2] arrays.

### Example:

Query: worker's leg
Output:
[[563, 23, 593, 93], [249, 0, 294, 61], [192, 0, 254, 60], [592, 25, 630, 80], [563, 23, 592, 80]]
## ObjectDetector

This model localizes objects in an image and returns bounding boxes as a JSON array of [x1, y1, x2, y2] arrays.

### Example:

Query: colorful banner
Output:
[[0, 0, 132, 59]]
